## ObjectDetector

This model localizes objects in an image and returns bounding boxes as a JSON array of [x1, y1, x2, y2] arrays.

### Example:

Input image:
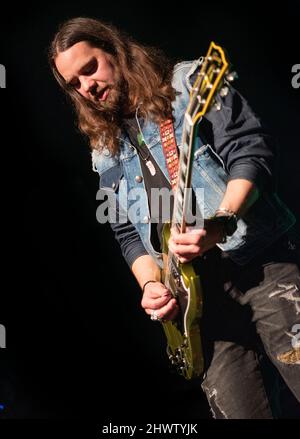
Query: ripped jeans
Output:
[[199, 227, 300, 419]]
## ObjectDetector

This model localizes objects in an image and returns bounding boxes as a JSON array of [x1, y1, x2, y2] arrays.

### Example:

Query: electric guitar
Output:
[[161, 42, 233, 379]]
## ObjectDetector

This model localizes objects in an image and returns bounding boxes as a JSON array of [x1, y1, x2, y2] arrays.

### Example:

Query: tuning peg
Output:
[[214, 101, 221, 111], [220, 86, 229, 97], [226, 71, 238, 82], [197, 96, 207, 105]]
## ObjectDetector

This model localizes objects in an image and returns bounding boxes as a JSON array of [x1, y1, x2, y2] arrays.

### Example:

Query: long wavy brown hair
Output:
[[49, 17, 176, 155]]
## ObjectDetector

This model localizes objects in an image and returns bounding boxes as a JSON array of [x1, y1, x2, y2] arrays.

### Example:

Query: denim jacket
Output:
[[92, 59, 295, 267]]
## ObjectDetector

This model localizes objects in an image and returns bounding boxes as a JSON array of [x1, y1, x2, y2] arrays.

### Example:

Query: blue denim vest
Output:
[[93, 60, 295, 267]]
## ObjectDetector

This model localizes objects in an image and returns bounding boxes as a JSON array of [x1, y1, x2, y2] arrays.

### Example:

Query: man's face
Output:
[[55, 41, 123, 110]]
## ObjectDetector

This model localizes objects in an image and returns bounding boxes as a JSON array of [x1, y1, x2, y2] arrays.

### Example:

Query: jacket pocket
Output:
[[99, 163, 123, 193]]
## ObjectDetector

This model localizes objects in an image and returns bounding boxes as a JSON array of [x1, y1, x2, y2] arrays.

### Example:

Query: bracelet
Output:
[[212, 207, 238, 243], [142, 280, 157, 293], [215, 207, 237, 217]]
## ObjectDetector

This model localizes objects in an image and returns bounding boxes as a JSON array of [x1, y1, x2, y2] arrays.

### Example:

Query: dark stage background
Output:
[[0, 0, 299, 422]]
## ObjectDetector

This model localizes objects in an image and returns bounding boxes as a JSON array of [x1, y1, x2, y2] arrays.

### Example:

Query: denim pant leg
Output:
[[239, 260, 300, 403], [226, 230, 300, 416], [198, 250, 274, 419], [201, 341, 273, 419]]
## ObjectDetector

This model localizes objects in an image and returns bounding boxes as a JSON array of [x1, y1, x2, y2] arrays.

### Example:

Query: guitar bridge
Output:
[[167, 342, 189, 375]]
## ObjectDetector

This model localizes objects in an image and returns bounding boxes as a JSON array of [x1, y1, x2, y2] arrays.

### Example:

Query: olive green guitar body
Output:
[[161, 223, 204, 379]]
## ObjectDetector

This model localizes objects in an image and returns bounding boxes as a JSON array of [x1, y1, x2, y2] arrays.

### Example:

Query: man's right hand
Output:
[[141, 281, 179, 321]]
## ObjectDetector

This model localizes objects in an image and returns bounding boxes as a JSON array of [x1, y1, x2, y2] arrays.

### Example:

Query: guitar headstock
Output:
[[186, 42, 236, 123]]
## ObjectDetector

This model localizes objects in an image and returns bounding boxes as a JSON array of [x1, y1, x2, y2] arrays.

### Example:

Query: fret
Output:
[[179, 148, 192, 181], [178, 178, 186, 197], [189, 97, 201, 118], [180, 157, 188, 175], [182, 189, 194, 222], [181, 129, 190, 150], [183, 121, 192, 137], [179, 160, 187, 177], [175, 200, 183, 217], [182, 141, 189, 156], [176, 184, 184, 202], [176, 198, 183, 214], [185, 113, 193, 127], [180, 151, 188, 169], [173, 223, 181, 233], [183, 125, 191, 139], [175, 210, 182, 225], [176, 189, 183, 206]]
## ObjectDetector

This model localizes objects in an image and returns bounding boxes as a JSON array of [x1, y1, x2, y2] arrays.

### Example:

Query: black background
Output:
[[0, 0, 299, 424]]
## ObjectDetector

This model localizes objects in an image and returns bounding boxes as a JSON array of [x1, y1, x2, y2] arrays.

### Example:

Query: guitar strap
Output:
[[159, 119, 179, 190]]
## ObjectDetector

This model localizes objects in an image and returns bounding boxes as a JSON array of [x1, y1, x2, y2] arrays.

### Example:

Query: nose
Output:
[[81, 76, 96, 94]]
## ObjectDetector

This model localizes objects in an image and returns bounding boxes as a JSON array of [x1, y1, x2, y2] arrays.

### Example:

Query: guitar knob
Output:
[[214, 101, 222, 111], [220, 86, 229, 97], [226, 71, 238, 82]]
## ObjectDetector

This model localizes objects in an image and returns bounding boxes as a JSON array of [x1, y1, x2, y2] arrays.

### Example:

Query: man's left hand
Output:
[[168, 221, 224, 263]]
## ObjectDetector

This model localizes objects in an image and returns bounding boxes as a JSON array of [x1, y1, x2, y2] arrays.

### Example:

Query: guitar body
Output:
[[161, 223, 204, 379]]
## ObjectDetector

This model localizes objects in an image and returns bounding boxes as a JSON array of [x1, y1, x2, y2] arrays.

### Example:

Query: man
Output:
[[49, 17, 300, 418]]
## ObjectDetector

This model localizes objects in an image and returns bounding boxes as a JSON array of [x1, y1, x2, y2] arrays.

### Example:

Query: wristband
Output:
[[212, 208, 238, 242], [215, 207, 237, 217], [142, 280, 157, 293]]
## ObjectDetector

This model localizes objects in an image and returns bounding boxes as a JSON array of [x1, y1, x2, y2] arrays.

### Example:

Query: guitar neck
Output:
[[163, 117, 197, 289], [171, 115, 198, 234], [165, 42, 230, 284]]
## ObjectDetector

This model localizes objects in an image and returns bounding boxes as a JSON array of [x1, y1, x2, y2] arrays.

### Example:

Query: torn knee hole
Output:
[[277, 347, 300, 364], [204, 387, 228, 419]]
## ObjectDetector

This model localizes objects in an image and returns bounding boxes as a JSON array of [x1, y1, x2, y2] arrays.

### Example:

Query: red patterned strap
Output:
[[159, 119, 179, 190]]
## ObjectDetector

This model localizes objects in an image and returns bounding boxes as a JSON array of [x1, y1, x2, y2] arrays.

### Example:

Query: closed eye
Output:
[[82, 58, 98, 76], [67, 58, 98, 89]]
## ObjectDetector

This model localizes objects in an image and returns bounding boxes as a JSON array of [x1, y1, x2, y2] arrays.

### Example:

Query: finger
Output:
[[186, 225, 205, 234], [169, 241, 201, 257], [142, 293, 174, 310], [142, 287, 173, 309], [163, 303, 180, 321], [158, 298, 178, 319], [171, 228, 206, 245], [145, 297, 177, 319], [177, 254, 202, 263], [143, 281, 170, 299], [171, 226, 205, 237]]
